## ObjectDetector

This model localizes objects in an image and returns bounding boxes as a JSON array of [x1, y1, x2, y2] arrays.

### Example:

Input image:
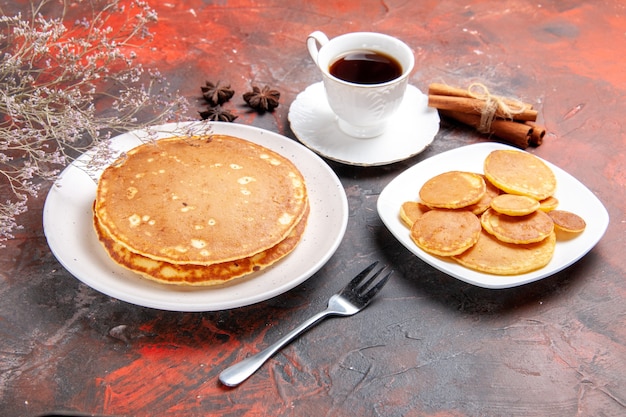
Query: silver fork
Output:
[[219, 261, 392, 387]]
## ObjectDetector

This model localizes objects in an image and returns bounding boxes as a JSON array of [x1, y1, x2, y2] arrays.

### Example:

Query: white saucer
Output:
[[288, 82, 440, 166]]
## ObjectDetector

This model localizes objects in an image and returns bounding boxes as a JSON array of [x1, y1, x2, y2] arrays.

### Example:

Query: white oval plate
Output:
[[377, 142, 610, 289], [43, 122, 348, 311], [288, 82, 440, 166]]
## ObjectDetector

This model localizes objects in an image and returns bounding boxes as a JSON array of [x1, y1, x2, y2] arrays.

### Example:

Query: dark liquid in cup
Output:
[[329, 50, 402, 84]]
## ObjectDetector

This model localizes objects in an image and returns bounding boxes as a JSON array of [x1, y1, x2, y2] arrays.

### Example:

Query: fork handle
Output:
[[219, 309, 334, 387]]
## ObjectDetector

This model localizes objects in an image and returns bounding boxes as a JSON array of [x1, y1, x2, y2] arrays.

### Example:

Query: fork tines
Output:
[[347, 261, 392, 301]]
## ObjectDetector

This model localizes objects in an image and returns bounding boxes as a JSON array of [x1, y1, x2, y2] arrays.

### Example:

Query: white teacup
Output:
[[307, 31, 414, 138]]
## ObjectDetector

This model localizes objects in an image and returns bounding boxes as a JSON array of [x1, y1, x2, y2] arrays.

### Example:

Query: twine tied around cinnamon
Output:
[[466, 83, 529, 133]]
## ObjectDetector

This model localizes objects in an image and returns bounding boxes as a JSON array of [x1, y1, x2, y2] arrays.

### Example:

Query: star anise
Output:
[[201, 80, 235, 106], [199, 106, 238, 122], [243, 85, 280, 112]]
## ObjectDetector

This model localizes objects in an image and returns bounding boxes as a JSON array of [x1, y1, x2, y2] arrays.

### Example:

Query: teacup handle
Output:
[[307, 31, 329, 66]]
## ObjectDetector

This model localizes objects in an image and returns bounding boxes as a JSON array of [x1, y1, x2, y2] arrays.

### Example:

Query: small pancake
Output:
[[94, 135, 308, 265], [548, 210, 586, 233], [484, 150, 556, 200], [490, 194, 540, 216], [465, 175, 502, 215], [93, 204, 309, 286], [481, 208, 554, 244], [453, 229, 556, 275], [419, 171, 486, 209], [410, 209, 482, 256], [399, 201, 431, 227], [538, 196, 559, 212]]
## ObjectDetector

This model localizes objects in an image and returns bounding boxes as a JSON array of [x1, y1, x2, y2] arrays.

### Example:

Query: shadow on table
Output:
[[374, 222, 594, 317]]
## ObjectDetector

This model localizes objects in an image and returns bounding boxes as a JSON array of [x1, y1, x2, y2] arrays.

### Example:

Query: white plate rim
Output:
[[377, 142, 610, 289], [288, 82, 440, 166], [43, 121, 349, 311]]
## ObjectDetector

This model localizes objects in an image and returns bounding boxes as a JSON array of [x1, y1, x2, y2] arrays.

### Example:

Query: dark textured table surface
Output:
[[1, 1, 625, 416]]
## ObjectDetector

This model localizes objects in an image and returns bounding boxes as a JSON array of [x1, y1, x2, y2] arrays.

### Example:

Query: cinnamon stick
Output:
[[428, 83, 535, 111], [440, 110, 534, 149], [429, 94, 538, 122], [525, 121, 545, 146]]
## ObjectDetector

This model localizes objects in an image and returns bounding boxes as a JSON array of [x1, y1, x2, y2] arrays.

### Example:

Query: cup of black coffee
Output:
[[307, 31, 414, 138]]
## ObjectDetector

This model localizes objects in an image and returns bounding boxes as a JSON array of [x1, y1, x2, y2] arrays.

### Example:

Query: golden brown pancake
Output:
[[410, 209, 482, 256], [94, 135, 308, 265], [490, 194, 540, 216], [453, 229, 556, 275], [93, 204, 309, 286], [399, 201, 431, 227], [538, 196, 559, 212], [419, 171, 486, 209], [548, 210, 586, 233], [481, 208, 554, 244], [484, 150, 556, 200]]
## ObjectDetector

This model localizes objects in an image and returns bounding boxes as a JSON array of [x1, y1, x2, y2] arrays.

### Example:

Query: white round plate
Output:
[[377, 142, 610, 289], [43, 122, 349, 311], [288, 82, 440, 166]]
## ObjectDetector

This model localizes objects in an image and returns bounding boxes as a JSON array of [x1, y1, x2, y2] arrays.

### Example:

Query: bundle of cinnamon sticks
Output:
[[427, 83, 545, 149]]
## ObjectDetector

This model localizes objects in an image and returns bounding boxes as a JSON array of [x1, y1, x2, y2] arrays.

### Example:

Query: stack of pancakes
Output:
[[93, 134, 309, 286], [401, 149, 586, 275]]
